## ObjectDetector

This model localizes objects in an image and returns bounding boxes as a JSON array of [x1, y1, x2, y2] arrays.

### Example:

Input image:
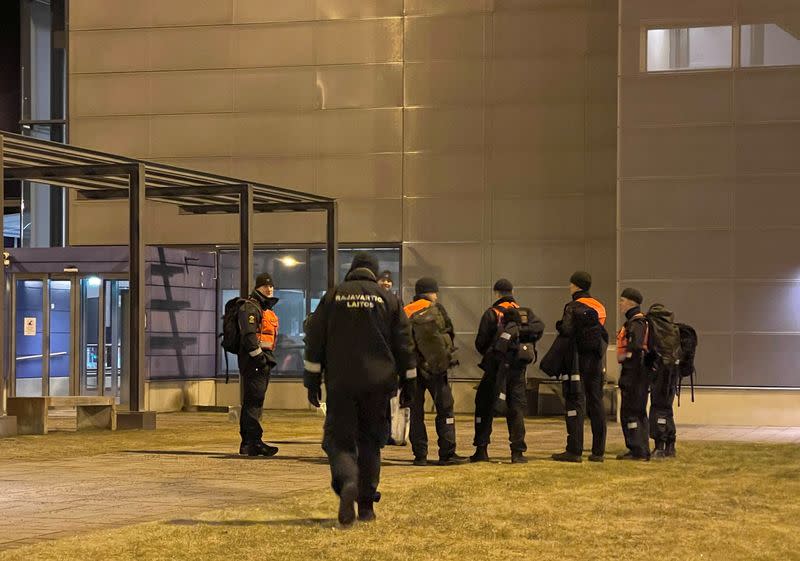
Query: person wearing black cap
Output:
[[616, 288, 651, 461], [552, 271, 609, 463], [471, 279, 544, 464], [377, 270, 394, 292], [304, 252, 416, 526], [404, 277, 463, 466], [237, 272, 280, 457]]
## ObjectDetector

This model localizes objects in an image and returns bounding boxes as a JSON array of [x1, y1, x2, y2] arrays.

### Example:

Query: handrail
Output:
[[15, 351, 68, 362]]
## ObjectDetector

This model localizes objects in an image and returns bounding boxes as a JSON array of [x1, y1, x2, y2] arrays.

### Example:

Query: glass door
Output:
[[11, 275, 74, 397], [48, 279, 72, 396], [14, 278, 45, 396], [103, 280, 129, 401], [79, 276, 102, 395]]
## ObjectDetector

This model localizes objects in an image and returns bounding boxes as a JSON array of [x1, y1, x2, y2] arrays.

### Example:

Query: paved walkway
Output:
[[0, 412, 798, 551]]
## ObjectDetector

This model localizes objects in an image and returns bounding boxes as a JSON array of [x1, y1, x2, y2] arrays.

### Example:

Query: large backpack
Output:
[[645, 303, 682, 370], [220, 297, 250, 383], [409, 304, 453, 374], [676, 323, 699, 403]]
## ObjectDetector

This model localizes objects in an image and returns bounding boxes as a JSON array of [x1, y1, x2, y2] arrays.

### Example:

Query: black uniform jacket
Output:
[[238, 290, 278, 371], [620, 306, 648, 375], [556, 290, 609, 357], [304, 267, 416, 393]]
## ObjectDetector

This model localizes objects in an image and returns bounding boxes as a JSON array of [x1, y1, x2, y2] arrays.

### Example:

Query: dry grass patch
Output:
[[2, 440, 798, 561]]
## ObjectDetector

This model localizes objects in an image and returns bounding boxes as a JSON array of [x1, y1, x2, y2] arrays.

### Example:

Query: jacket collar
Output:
[[345, 267, 377, 282], [492, 295, 516, 307], [572, 290, 591, 301], [625, 306, 642, 320], [250, 290, 279, 310]]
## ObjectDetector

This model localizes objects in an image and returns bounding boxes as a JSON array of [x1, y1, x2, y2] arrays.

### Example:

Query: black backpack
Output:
[[645, 303, 682, 370], [220, 297, 250, 383], [515, 306, 544, 344], [494, 307, 537, 367], [676, 323, 699, 403]]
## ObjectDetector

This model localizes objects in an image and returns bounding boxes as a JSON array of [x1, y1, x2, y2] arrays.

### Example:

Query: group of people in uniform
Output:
[[233, 253, 681, 526]]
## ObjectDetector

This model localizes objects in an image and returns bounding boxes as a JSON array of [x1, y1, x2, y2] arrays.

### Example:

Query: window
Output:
[[646, 26, 733, 71], [218, 247, 401, 378], [18, 0, 67, 248], [741, 23, 800, 67]]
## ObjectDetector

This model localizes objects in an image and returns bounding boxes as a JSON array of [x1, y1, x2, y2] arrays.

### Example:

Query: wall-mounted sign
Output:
[[23, 317, 36, 336]]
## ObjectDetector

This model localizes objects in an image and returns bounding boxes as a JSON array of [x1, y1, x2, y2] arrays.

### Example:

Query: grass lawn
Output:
[[0, 411, 322, 461], [1, 420, 798, 561]]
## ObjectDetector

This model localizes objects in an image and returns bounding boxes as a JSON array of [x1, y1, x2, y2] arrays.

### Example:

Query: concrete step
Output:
[[0, 416, 18, 437]]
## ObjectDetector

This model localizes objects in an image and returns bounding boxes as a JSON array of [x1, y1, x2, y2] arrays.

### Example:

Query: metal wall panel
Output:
[[618, 1, 800, 387], [68, 0, 620, 378]]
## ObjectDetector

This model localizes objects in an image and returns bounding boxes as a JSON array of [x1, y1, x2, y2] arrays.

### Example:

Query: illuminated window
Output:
[[741, 23, 800, 67], [217, 247, 401, 378], [646, 26, 732, 71]]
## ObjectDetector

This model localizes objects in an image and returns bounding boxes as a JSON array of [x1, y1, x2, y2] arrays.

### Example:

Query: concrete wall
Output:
[[66, 0, 619, 382], [148, 376, 800, 426], [618, 0, 800, 388]]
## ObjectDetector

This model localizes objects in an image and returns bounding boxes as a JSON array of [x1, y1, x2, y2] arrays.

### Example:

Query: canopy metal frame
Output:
[[0, 131, 338, 413]]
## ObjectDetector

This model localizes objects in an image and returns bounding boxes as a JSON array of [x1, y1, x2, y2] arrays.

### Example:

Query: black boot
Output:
[[413, 456, 428, 466], [337, 482, 358, 527], [652, 441, 667, 460], [438, 453, 468, 466], [470, 445, 490, 463], [511, 451, 528, 464], [254, 441, 279, 457], [357, 500, 376, 522], [665, 441, 677, 458], [616, 451, 649, 461], [239, 441, 278, 457], [552, 451, 582, 463]]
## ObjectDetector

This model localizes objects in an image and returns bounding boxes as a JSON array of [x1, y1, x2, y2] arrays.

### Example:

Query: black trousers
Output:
[[409, 370, 456, 460], [238, 361, 271, 444], [649, 365, 677, 445], [619, 366, 650, 457], [473, 364, 527, 453], [323, 389, 390, 504], [561, 354, 607, 456]]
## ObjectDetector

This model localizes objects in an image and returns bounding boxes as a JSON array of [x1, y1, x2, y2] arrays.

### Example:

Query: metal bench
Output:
[[7, 396, 116, 435]]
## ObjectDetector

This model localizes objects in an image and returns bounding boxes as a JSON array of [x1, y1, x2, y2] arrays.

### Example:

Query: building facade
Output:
[[2, 0, 799, 423]]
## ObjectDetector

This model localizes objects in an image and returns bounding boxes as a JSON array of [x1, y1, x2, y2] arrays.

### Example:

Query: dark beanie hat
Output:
[[378, 270, 393, 281], [621, 287, 643, 305], [255, 272, 273, 288], [569, 271, 592, 291], [415, 277, 439, 295], [350, 252, 379, 276], [493, 278, 514, 292]]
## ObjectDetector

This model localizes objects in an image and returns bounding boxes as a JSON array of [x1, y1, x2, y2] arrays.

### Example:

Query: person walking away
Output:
[[471, 279, 544, 464], [404, 277, 464, 466], [552, 271, 609, 463], [304, 253, 416, 526], [236, 273, 280, 457], [616, 288, 651, 461]]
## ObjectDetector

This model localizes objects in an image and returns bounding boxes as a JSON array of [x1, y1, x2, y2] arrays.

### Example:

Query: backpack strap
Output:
[[224, 351, 230, 384]]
